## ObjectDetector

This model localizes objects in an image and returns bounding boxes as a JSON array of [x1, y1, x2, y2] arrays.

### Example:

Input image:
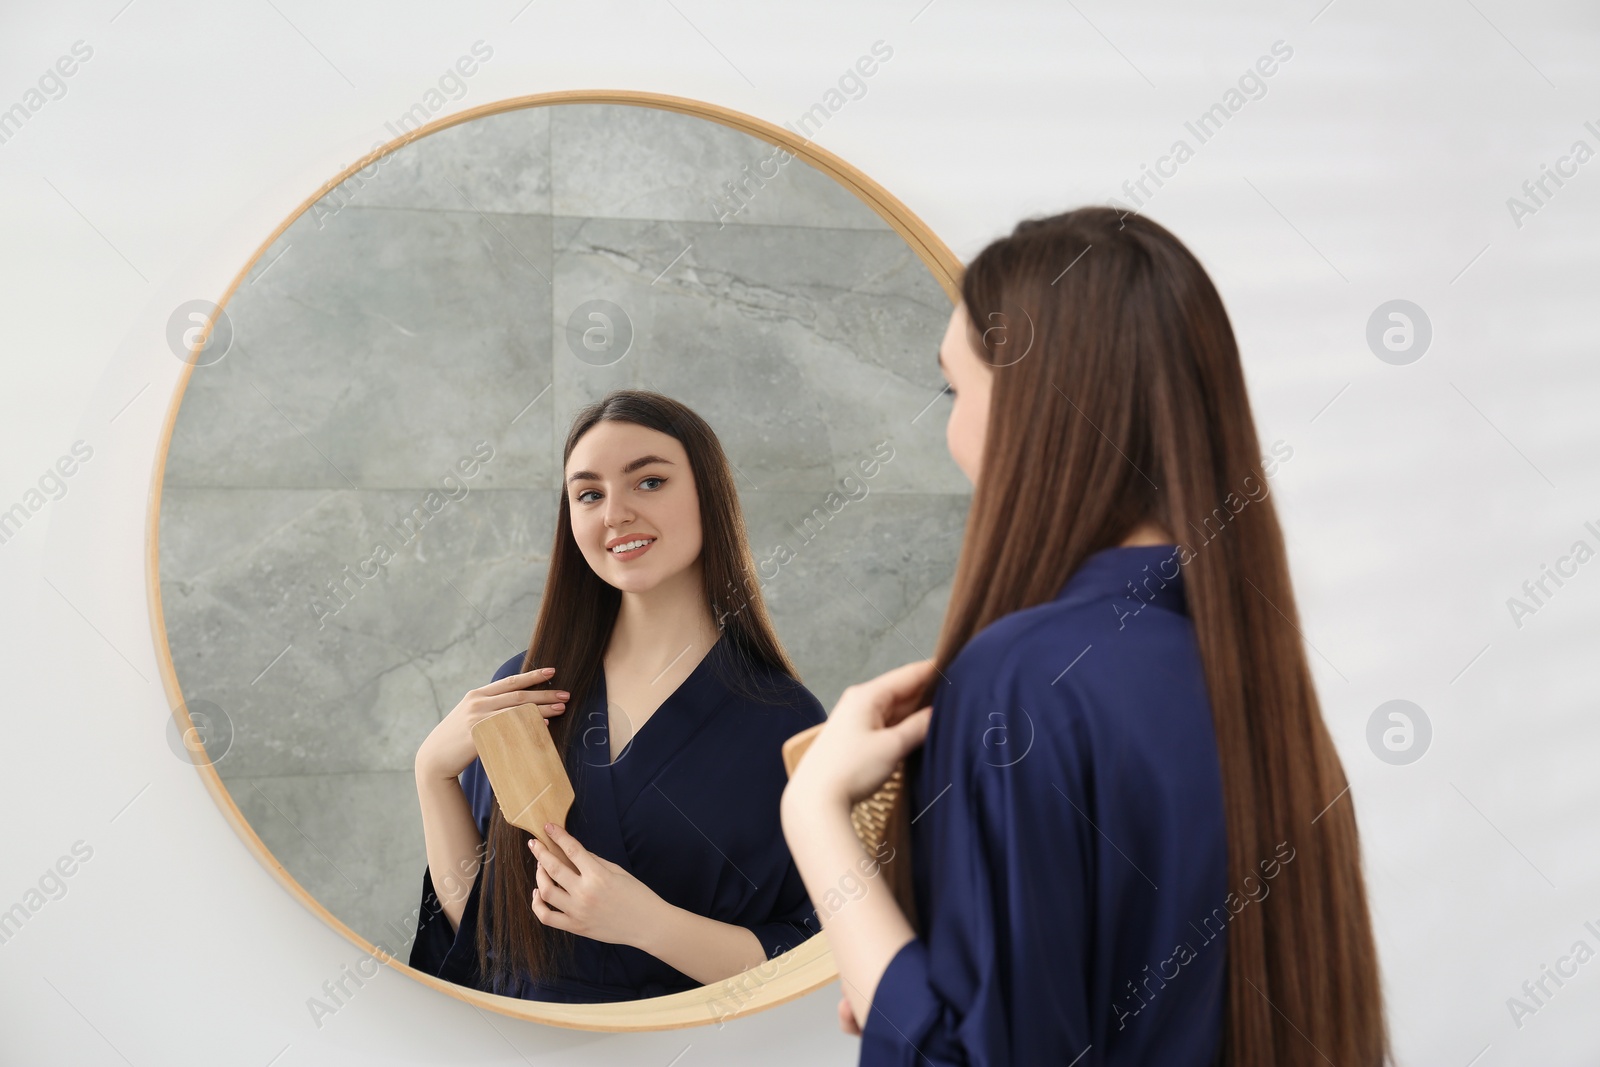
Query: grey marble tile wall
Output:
[[158, 102, 965, 966]]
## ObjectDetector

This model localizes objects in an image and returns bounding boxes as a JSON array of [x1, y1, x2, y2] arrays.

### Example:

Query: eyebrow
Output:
[[566, 455, 675, 485]]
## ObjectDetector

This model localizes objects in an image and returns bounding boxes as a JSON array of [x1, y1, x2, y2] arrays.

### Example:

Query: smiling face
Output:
[[938, 301, 994, 485], [565, 420, 704, 594]]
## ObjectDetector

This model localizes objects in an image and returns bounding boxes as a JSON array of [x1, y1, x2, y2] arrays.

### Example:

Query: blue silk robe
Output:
[[408, 632, 827, 1002], [860, 544, 1230, 1065]]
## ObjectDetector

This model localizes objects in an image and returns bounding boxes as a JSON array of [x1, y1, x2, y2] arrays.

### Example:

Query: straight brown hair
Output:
[[886, 207, 1390, 1064], [475, 389, 802, 992]]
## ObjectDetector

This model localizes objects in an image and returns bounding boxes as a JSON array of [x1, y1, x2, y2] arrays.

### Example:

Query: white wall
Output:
[[2, 1, 1597, 1063]]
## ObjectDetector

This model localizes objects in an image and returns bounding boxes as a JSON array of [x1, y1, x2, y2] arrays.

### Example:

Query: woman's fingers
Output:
[[479, 685, 570, 717], [542, 823, 593, 876], [837, 706, 931, 774], [483, 666, 556, 694], [531, 832, 582, 883], [521, 689, 568, 719], [531, 887, 569, 929], [889, 705, 933, 755], [531, 841, 573, 903], [884, 657, 937, 686], [518, 686, 570, 717], [858, 659, 938, 724]]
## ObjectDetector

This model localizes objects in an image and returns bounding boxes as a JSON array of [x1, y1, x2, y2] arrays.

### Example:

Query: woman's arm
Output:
[[635, 902, 767, 986], [414, 766, 486, 933], [414, 663, 568, 932], [780, 790, 916, 1021], [779, 661, 936, 1026]]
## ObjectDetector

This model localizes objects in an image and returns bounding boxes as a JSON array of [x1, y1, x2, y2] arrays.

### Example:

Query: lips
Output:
[[606, 535, 656, 559]]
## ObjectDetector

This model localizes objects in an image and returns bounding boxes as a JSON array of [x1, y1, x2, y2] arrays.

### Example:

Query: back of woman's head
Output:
[[945, 206, 1262, 633], [926, 207, 1391, 1065]]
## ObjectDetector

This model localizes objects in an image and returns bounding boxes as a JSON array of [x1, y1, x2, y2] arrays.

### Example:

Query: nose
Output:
[[602, 492, 635, 528]]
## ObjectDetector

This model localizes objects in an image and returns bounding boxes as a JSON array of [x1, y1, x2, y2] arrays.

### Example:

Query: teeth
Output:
[[610, 538, 654, 554]]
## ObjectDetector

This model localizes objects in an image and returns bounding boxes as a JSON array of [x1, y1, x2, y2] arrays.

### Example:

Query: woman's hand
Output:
[[414, 666, 569, 782], [783, 659, 937, 812], [528, 823, 665, 947]]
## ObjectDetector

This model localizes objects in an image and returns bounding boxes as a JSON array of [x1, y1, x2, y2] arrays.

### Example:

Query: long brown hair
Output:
[[475, 389, 802, 992], [889, 207, 1390, 1063]]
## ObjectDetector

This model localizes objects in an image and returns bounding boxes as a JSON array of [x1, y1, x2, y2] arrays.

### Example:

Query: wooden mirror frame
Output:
[[146, 88, 960, 1032]]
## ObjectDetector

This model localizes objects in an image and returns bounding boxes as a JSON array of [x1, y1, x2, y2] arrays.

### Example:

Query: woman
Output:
[[410, 390, 827, 1002], [782, 208, 1391, 1065]]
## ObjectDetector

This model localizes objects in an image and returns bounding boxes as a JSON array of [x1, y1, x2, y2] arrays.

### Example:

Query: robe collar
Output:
[[565, 631, 739, 872], [1053, 543, 1189, 618]]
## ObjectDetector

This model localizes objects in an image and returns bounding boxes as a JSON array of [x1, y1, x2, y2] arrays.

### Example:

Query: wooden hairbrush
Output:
[[472, 705, 578, 871]]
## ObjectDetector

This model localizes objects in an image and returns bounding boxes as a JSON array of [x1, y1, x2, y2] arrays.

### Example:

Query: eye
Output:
[[639, 476, 665, 490], [575, 489, 600, 504]]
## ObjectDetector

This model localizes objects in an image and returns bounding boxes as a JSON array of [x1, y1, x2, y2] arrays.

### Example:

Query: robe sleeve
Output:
[[858, 645, 1097, 1066], [408, 757, 497, 983], [407, 857, 488, 988], [744, 859, 821, 959], [744, 680, 829, 960], [406, 758, 492, 985], [720, 681, 825, 966], [409, 655, 523, 980]]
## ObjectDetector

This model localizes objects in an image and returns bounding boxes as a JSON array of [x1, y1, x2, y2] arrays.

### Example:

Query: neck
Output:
[[607, 562, 722, 669], [1119, 520, 1174, 547]]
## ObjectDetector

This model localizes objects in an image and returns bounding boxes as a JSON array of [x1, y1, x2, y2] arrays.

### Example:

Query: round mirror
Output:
[[150, 90, 962, 1030]]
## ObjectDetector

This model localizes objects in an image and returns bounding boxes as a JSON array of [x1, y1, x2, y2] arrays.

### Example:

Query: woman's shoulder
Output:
[[940, 583, 1206, 740], [700, 636, 823, 735], [924, 592, 1217, 821], [724, 654, 828, 730]]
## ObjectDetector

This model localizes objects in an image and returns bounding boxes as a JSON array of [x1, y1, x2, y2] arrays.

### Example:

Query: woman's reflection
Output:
[[409, 389, 827, 1002]]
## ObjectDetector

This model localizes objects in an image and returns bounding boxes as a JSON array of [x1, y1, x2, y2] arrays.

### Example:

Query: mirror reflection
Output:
[[414, 393, 833, 1001], [156, 98, 961, 1006]]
